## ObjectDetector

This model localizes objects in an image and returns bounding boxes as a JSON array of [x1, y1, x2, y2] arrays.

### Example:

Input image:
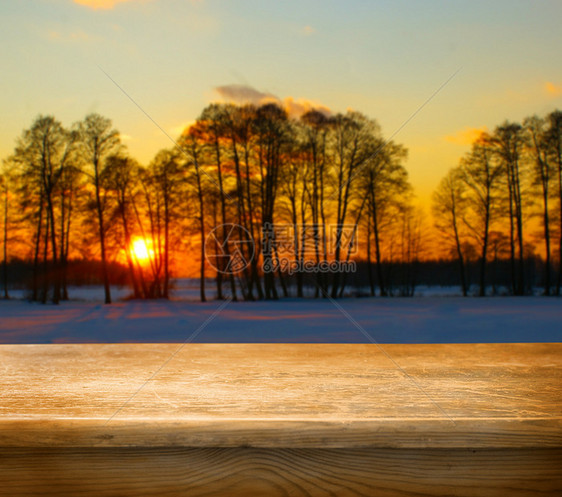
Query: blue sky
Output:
[[1, 0, 562, 206]]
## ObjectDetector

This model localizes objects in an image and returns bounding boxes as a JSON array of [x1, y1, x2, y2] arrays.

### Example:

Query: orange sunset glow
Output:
[[130, 238, 154, 264], [1, 1, 562, 303]]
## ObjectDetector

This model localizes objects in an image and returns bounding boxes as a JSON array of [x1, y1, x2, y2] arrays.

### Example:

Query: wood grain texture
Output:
[[1, 447, 561, 497], [1, 344, 561, 448], [1, 344, 561, 496]]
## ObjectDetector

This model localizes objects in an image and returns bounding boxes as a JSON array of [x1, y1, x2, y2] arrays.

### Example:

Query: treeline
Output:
[[1, 258, 130, 288], [180, 104, 413, 301], [0, 103, 419, 302], [432, 110, 562, 296], [1, 104, 561, 303]]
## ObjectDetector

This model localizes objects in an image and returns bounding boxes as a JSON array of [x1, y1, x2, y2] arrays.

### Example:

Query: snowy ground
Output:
[[0, 280, 561, 343]]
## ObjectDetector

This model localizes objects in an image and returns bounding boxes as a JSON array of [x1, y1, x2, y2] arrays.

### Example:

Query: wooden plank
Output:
[[1, 447, 561, 497], [1, 344, 561, 448], [1, 343, 561, 495]]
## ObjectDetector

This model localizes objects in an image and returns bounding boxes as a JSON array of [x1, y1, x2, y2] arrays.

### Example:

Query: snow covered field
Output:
[[0, 281, 561, 343]]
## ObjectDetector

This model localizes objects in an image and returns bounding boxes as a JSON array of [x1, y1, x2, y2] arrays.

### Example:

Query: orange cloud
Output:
[[282, 96, 330, 117], [73, 0, 135, 10], [545, 81, 562, 97], [444, 126, 488, 146], [214, 84, 331, 118], [301, 25, 316, 36], [215, 84, 274, 105], [47, 29, 93, 42]]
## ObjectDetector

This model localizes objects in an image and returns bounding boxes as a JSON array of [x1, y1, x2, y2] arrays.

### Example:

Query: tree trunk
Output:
[[514, 158, 525, 295], [557, 144, 562, 295], [370, 185, 387, 297], [242, 145, 262, 300], [163, 194, 170, 299], [95, 178, 111, 304], [506, 168, 516, 295], [193, 159, 206, 303], [479, 201, 490, 297], [366, 212, 374, 297], [42, 214, 50, 304], [452, 205, 467, 297], [541, 175, 551, 296], [62, 193, 73, 301], [45, 194, 60, 304], [120, 202, 141, 299], [338, 197, 365, 298], [2, 183, 9, 300], [32, 198, 44, 302]]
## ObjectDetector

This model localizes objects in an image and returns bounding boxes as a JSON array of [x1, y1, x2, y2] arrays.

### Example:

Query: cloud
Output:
[[282, 96, 331, 117], [73, 0, 136, 10], [545, 81, 562, 97], [301, 25, 316, 36], [47, 29, 95, 42], [444, 126, 488, 146], [213, 84, 331, 118], [215, 84, 276, 105], [73, 0, 200, 9]]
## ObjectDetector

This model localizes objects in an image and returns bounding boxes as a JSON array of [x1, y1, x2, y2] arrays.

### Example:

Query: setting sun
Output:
[[130, 238, 154, 264]]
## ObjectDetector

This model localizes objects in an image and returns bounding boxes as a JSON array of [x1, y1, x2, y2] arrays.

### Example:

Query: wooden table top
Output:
[[1, 343, 561, 449]]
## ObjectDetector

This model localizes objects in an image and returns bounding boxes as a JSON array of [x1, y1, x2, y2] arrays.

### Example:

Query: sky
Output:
[[1, 0, 562, 209]]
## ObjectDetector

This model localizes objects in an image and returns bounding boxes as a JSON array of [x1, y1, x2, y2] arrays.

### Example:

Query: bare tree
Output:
[[329, 112, 381, 298], [136, 166, 165, 298], [397, 205, 425, 296], [360, 141, 409, 296], [0, 169, 9, 299], [58, 130, 82, 300], [460, 134, 502, 296], [197, 104, 239, 300], [77, 114, 121, 304], [544, 110, 562, 295], [11, 116, 75, 303], [300, 110, 331, 296], [253, 103, 292, 299], [432, 167, 469, 296], [151, 149, 184, 298], [524, 116, 554, 295], [278, 128, 310, 298], [492, 123, 527, 295], [179, 128, 208, 302], [235, 105, 265, 300], [104, 154, 144, 298]]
